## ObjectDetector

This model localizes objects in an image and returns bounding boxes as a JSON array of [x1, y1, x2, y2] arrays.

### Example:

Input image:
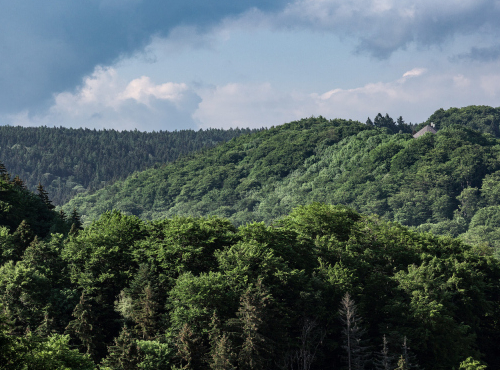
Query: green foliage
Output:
[[5, 108, 500, 369], [2, 201, 500, 369], [59, 107, 500, 259], [421, 105, 500, 136], [62, 117, 369, 226], [459, 357, 487, 370], [1, 125, 258, 205], [0, 164, 71, 241]]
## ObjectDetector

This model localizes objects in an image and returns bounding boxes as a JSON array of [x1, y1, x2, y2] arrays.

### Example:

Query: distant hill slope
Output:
[[62, 117, 369, 222], [0, 125, 259, 205], [63, 106, 500, 254]]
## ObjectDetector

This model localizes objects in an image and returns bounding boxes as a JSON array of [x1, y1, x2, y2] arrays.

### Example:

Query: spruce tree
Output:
[[209, 312, 236, 370], [373, 335, 394, 370], [236, 281, 272, 370], [70, 208, 83, 231], [0, 161, 9, 181], [12, 220, 35, 260], [101, 326, 142, 370], [36, 182, 55, 210], [65, 292, 102, 361], [176, 323, 204, 370], [11, 175, 25, 189], [339, 293, 369, 370]]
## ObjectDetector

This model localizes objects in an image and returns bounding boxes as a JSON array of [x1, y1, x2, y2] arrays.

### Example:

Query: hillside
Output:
[[62, 106, 500, 255], [0, 125, 259, 205], [62, 117, 370, 223]]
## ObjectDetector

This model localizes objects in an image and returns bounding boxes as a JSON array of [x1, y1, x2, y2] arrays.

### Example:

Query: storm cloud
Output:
[[273, 0, 500, 58], [0, 0, 287, 114], [1, 0, 500, 129]]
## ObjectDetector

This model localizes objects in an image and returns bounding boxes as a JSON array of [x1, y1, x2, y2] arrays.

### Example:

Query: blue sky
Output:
[[2, 0, 500, 131]]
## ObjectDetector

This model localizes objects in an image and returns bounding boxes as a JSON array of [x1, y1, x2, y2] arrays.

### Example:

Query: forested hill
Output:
[[62, 117, 370, 223], [0, 125, 260, 205], [63, 105, 500, 256]]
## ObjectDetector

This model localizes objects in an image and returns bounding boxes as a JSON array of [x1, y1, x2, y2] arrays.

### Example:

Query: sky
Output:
[[1, 0, 500, 131]]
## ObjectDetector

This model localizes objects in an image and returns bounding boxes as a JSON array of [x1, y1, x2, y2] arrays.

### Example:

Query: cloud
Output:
[[8, 67, 201, 131], [2, 0, 499, 120], [0, 0, 288, 114], [8, 66, 500, 131], [193, 68, 500, 128], [268, 0, 500, 58], [453, 44, 500, 62], [193, 83, 305, 129]]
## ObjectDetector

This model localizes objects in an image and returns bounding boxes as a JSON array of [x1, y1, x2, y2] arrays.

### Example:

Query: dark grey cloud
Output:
[[0, 0, 287, 114], [453, 45, 500, 62], [276, 0, 500, 59]]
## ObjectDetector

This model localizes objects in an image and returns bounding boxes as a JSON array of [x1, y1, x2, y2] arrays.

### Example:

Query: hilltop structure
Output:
[[413, 123, 437, 138]]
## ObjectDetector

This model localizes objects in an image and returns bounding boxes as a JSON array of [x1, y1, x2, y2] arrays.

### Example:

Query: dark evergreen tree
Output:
[[36, 182, 55, 210], [65, 293, 103, 361], [0, 161, 9, 181], [12, 220, 35, 260], [373, 335, 394, 370], [209, 313, 236, 370], [236, 281, 272, 370], [70, 208, 83, 234], [100, 326, 142, 370], [176, 323, 205, 370], [11, 175, 25, 189]]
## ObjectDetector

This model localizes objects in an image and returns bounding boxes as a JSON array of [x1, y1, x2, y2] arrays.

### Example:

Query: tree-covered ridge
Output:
[[62, 116, 370, 224], [417, 105, 500, 137], [0, 125, 260, 205], [1, 203, 498, 369], [62, 106, 500, 256]]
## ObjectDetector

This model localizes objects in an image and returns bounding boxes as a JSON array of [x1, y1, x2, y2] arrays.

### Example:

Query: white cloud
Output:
[[193, 67, 500, 128], [8, 67, 200, 131], [119, 77, 189, 107], [6, 63, 500, 132], [402, 68, 427, 79]]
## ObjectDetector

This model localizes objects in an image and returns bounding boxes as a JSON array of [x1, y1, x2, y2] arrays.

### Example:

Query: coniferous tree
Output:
[[0, 161, 9, 181], [400, 336, 419, 369], [11, 175, 25, 189], [65, 292, 102, 361], [101, 326, 142, 370], [290, 317, 324, 370], [36, 182, 55, 210], [373, 335, 394, 370], [70, 208, 82, 231], [115, 264, 161, 340], [12, 220, 35, 260], [237, 281, 272, 370], [176, 323, 204, 370], [339, 293, 369, 370], [209, 313, 236, 370]]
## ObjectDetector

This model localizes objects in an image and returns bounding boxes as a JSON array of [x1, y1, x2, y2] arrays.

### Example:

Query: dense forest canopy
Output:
[[1, 170, 499, 369], [62, 106, 500, 257], [0, 125, 260, 205]]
